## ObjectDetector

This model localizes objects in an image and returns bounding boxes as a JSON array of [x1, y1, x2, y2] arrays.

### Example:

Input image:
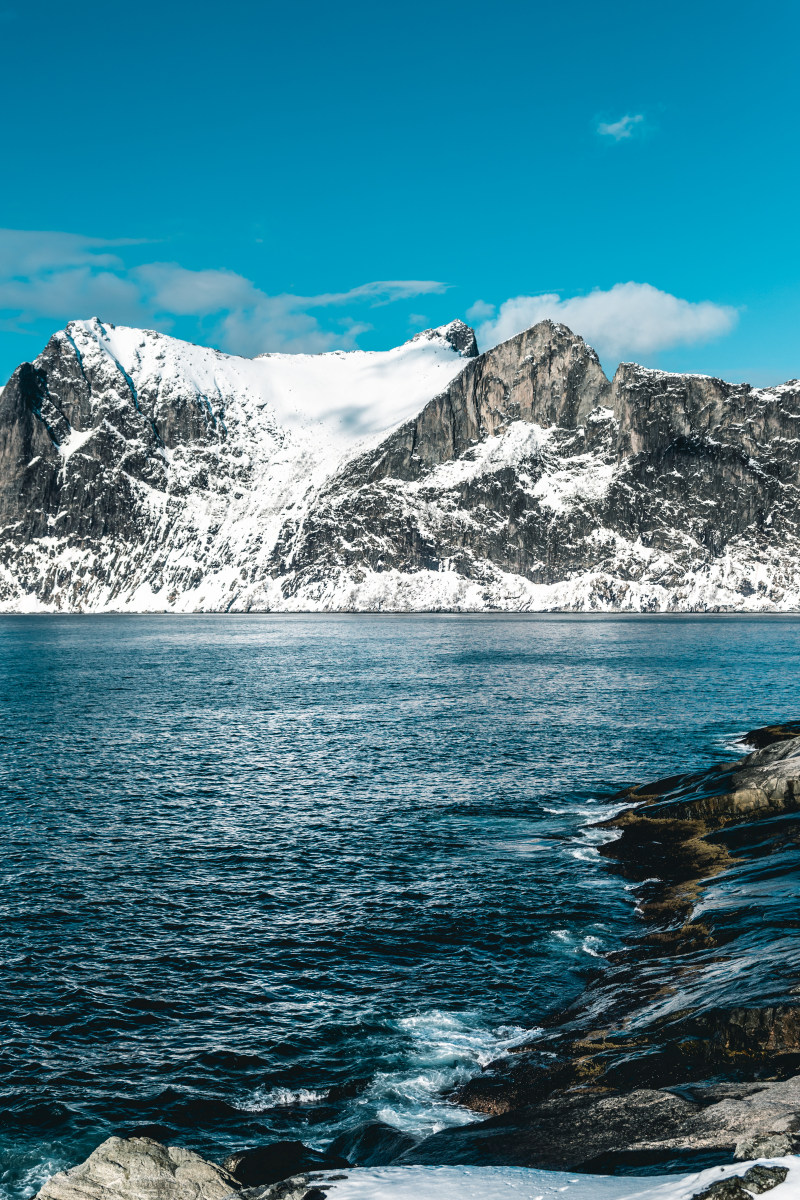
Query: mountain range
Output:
[[1, 316, 798, 612]]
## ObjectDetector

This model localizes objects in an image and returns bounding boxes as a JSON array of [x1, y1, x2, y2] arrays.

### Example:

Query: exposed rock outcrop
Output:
[[388, 724, 800, 1173], [235, 1178, 329, 1200], [325, 1121, 418, 1167], [33, 1137, 238, 1200], [691, 1165, 789, 1200], [221, 1142, 346, 1188], [398, 1075, 800, 1172]]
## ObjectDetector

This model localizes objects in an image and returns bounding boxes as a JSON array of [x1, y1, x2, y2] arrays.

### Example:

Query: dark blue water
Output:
[[2, 614, 800, 1199]]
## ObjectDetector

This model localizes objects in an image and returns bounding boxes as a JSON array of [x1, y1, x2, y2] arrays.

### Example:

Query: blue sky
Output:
[[0, 0, 798, 384]]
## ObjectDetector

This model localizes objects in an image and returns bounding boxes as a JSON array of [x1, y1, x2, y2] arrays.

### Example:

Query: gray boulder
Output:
[[690, 1165, 789, 1199], [34, 1137, 239, 1200]]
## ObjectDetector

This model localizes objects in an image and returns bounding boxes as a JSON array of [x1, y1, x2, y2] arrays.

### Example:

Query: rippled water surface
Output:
[[3, 614, 800, 1199]]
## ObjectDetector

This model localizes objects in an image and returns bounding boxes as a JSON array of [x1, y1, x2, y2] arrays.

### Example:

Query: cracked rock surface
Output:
[[33, 1137, 239, 1200]]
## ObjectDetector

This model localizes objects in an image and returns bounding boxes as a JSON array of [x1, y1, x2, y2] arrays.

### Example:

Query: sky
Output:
[[0, 0, 798, 385]]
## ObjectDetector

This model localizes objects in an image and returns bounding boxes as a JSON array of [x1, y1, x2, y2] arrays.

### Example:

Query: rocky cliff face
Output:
[[1, 316, 799, 612]]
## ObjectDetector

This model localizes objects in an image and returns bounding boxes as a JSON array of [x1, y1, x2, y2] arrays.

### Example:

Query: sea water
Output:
[[2, 613, 800, 1199]]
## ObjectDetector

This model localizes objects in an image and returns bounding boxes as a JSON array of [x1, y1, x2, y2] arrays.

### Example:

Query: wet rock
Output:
[[455, 730, 800, 1117], [744, 723, 800, 750], [221, 1143, 345, 1188], [34, 1136, 238, 1200], [402, 1074, 800, 1174], [398, 1087, 703, 1170], [326, 1120, 418, 1166]]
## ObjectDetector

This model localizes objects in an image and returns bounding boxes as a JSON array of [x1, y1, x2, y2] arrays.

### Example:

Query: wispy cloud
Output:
[[135, 265, 446, 355], [0, 229, 447, 356], [597, 113, 645, 141], [465, 299, 495, 323], [472, 283, 738, 362]]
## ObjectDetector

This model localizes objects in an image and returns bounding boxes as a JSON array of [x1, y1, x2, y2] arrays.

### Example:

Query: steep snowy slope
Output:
[[0, 317, 476, 611], [1, 315, 800, 612]]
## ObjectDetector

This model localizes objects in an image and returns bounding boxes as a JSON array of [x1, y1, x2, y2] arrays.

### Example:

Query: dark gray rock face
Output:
[[360, 320, 610, 482], [410, 317, 479, 360], [325, 1120, 418, 1166], [221, 1143, 345, 1188], [739, 1164, 790, 1193], [395, 1073, 800, 1174], [690, 1165, 789, 1198], [2, 316, 800, 611], [276, 334, 800, 609]]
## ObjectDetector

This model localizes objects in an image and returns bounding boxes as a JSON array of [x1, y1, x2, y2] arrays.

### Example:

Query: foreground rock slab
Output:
[[34, 1137, 239, 1200]]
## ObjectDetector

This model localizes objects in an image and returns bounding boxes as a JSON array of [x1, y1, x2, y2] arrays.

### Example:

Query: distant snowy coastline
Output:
[[2, 317, 800, 613]]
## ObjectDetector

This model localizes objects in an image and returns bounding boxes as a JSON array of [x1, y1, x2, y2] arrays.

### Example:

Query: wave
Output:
[[239, 1086, 327, 1112], [344, 1011, 532, 1139]]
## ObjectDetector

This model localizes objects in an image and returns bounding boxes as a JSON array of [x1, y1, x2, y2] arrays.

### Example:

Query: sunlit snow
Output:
[[279, 1159, 800, 1199]]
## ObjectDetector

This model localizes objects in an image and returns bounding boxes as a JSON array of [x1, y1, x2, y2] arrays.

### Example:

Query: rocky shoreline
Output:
[[30, 725, 800, 1199]]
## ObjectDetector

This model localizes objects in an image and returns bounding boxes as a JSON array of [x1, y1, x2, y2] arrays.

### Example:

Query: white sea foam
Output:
[[240, 1085, 326, 1112], [237, 1011, 533, 1135], [353, 1010, 532, 1138], [1, 1151, 67, 1200], [550, 926, 609, 959]]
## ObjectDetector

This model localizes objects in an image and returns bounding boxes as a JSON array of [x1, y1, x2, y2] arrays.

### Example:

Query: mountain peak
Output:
[[409, 319, 478, 359]]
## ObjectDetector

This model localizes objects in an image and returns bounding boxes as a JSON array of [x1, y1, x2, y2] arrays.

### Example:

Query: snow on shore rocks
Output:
[[31, 1143, 799, 1200], [254, 1162, 798, 1198]]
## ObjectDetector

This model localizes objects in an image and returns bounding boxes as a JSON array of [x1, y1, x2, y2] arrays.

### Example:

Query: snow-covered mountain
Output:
[[1, 315, 799, 612]]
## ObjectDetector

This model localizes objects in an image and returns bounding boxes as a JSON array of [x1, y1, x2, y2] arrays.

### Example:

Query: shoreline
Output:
[[28, 723, 800, 1198], [405, 722, 800, 1173], [6, 610, 800, 619]]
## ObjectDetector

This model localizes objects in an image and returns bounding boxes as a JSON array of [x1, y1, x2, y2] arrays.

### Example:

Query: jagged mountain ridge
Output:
[[1, 316, 799, 612]]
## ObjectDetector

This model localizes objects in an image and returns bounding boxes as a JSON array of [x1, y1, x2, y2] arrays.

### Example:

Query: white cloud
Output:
[[0, 268, 146, 326], [217, 296, 348, 357], [465, 299, 495, 322], [0, 229, 447, 356], [135, 262, 257, 315], [133, 265, 446, 355], [597, 113, 645, 141], [0, 229, 144, 277], [473, 283, 738, 362]]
